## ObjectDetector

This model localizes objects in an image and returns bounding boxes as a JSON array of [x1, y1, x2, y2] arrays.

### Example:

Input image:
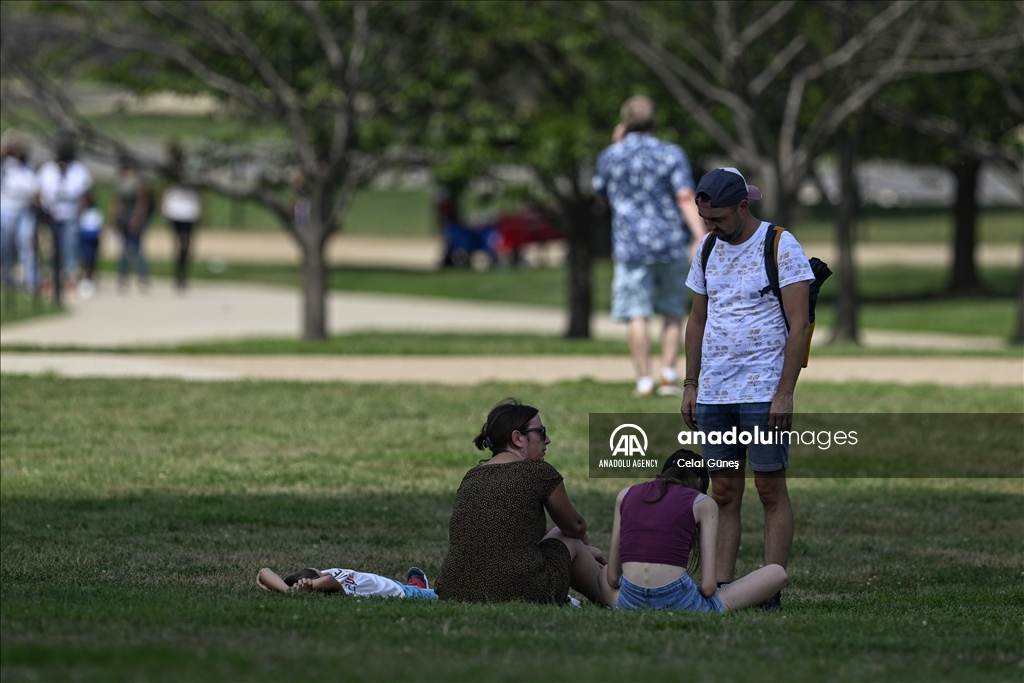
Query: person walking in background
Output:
[[0, 130, 39, 291], [160, 143, 202, 292], [681, 167, 815, 611], [592, 95, 706, 398], [111, 157, 152, 293], [37, 137, 92, 290]]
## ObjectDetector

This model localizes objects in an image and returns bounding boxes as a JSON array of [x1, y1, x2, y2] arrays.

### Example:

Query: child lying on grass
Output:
[[257, 566, 437, 600]]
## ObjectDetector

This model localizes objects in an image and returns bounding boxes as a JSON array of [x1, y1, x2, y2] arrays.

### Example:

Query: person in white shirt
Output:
[[0, 130, 40, 290], [256, 565, 436, 600], [681, 167, 814, 611], [37, 138, 92, 284], [160, 143, 202, 291]]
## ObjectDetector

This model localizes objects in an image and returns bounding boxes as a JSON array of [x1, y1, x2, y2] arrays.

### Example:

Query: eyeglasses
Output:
[[519, 426, 547, 438]]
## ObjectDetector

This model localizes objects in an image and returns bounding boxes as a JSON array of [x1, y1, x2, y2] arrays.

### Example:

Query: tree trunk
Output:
[[1013, 235, 1024, 345], [947, 160, 982, 295], [831, 124, 860, 344], [299, 226, 329, 341], [564, 200, 594, 339]]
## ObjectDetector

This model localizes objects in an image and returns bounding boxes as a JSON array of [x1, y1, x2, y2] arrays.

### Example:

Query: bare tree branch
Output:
[[729, 0, 798, 65], [748, 34, 807, 96], [871, 99, 1024, 174]]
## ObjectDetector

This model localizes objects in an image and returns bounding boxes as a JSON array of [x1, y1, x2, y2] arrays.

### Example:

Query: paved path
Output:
[[0, 277, 1012, 351], [2, 233, 1021, 386], [2, 351, 1020, 387], [1, 277, 1020, 387]]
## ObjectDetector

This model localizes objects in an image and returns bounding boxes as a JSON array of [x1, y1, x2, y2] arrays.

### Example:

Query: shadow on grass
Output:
[[1, 484, 1021, 681]]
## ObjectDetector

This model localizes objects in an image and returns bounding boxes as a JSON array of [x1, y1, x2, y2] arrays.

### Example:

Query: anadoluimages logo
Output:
[[609, 424, 648, 457]]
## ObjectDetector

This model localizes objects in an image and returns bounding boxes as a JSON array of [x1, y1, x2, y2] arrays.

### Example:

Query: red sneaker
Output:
[[406, 567, 428, 589]]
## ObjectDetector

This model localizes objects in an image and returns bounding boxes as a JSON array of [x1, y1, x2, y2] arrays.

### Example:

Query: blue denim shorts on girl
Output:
[[616, 573, 724, 613]]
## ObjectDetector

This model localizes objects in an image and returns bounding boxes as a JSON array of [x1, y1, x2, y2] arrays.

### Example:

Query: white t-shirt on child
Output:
[[321, 568, 406, 598], [686, 222, 815, 404]]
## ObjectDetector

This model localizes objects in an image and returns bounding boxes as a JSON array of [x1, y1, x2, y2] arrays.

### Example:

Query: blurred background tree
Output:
[[2, 0, 1020, 343], [582, 0, 1022, 343], [2, 0, 442, 340], [414, 1, 713, 337]]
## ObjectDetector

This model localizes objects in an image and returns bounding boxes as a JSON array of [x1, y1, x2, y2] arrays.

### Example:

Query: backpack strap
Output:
[[758, 224, 788, 331], [700, 234, 717, 275]]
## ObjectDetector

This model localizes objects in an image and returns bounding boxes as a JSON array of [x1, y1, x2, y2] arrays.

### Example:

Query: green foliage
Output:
[[868, 1, 1024, 167]]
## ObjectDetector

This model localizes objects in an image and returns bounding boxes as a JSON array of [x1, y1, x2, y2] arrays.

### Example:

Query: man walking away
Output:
[[593, 95, 706, 397]]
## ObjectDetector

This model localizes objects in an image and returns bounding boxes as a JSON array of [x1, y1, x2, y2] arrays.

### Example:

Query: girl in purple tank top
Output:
[[604, 449, 787, 612]]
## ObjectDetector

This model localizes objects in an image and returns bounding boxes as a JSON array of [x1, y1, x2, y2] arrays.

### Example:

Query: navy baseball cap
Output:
[[695, 167, 762, 208]]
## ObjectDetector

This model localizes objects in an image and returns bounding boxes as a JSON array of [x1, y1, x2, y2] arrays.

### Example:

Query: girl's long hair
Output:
[[643, 449, 710, 575]]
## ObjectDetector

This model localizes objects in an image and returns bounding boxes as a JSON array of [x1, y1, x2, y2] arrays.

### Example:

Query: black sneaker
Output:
[[761, 591, 782, 611]]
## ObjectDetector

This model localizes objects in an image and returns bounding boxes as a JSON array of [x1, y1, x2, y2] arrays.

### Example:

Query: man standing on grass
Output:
[[592, 95, 705, 397], [680, 167, 814, 610]]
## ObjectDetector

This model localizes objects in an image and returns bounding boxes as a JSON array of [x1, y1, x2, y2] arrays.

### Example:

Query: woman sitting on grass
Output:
[[605, 450, 787, 612], [434, 398, 615, 606]]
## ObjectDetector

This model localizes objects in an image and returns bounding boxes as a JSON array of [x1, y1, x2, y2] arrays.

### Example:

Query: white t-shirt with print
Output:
[[320, 568, 406, 598], [686, 222, 815, 403]]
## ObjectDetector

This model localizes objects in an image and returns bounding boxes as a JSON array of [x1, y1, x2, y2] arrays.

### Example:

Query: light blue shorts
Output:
[[611, 260, 690, 322], [401, 585, 438, 600], [615, 573, 724, 613]]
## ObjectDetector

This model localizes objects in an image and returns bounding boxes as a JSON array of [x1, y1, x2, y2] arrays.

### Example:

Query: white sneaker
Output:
[[656, 379, 684, 397], [77, 279, 96, 300]]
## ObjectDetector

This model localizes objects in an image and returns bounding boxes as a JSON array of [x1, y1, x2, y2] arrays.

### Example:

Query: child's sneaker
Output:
[[406, 567, 429, 590]]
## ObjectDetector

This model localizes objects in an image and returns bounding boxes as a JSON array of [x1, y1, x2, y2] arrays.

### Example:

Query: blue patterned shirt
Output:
[[592, 133, 695, 265]]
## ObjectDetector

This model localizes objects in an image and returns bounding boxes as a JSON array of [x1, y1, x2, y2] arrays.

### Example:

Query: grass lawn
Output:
[[1, 377, 1021, 682], [3, 331, 1022, 359], [788, 206, 1022, 244], [0, 291, 63, 327]]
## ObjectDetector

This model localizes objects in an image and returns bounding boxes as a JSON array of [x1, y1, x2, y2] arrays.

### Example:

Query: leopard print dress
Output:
[[435, 459, 572, 604]]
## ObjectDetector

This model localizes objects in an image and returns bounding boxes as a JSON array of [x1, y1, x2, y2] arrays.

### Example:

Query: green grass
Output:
[[8, 332, 632, 356], [3, 331, 1023, 358], [86, 182, 435, 235], [142, 194, 1024, 241], [813, 299, 1017, 338], [788, 206, 1023, 244], [1, 377, 1022, 681], [0, 290, 63, 327]]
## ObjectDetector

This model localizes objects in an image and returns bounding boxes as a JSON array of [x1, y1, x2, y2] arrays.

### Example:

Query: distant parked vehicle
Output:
[[439, 202, 563, 269]]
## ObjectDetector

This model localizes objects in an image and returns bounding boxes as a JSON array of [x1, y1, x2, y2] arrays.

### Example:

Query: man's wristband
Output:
[[682, 378, 699, 389]]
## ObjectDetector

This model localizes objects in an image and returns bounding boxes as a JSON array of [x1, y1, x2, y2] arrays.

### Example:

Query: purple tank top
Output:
[[618, 481, 702, 568]]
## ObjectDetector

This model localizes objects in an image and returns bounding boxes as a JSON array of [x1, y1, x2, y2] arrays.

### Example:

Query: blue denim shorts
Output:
[[611, 260, 690, 321], [695, 402, 789, 472], [615, 574, 724, 613]]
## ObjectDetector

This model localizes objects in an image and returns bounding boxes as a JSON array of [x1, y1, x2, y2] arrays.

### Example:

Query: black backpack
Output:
[[700, 224, 832, 367]]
